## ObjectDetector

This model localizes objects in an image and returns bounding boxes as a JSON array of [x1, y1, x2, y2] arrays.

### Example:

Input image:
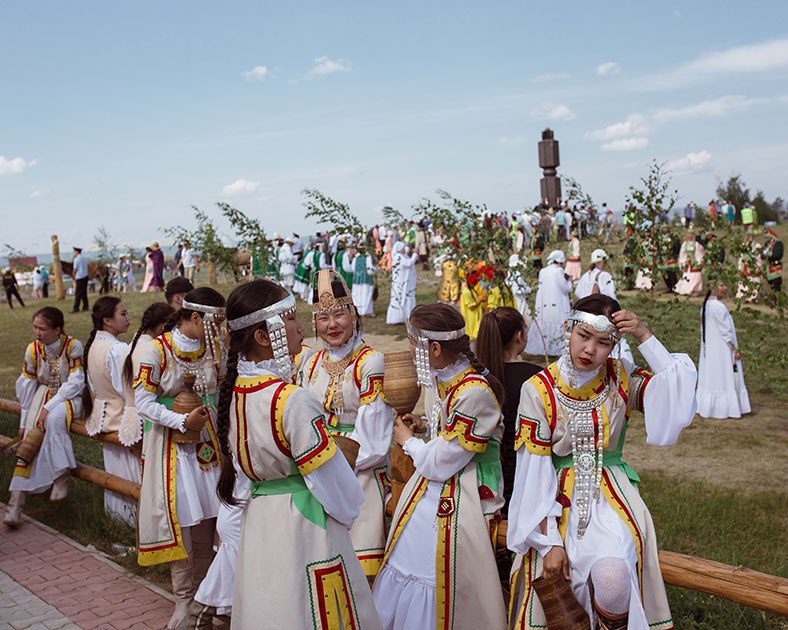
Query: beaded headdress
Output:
[[227, 293, 297, 383], [311, 269, 356, 338], [406, 320, 466, 441], [182, 299, 227, 370]]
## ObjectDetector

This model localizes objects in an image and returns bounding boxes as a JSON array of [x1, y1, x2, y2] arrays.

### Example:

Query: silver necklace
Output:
[[555, 382, 610, 539]]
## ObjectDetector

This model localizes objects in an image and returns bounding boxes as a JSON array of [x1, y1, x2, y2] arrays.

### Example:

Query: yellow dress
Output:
[[460, 284, 486, 339]]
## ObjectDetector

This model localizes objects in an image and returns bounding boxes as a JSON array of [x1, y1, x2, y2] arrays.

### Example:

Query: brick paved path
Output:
[[0, 506, 173, 630]]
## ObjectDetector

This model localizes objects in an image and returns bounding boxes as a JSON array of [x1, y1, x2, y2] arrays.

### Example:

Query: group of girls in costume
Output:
[[8, 265, 712, 630]]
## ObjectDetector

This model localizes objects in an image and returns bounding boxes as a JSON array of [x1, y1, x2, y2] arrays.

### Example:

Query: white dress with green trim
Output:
[[229, 358, 381, 629], [507, 336, 697, 630]]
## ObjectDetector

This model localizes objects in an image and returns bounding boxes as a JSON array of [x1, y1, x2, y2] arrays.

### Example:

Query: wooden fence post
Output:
[[51, 235, 65, 300]]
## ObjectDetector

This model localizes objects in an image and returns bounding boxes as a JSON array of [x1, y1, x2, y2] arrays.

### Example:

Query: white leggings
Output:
[[591, 557, 630, 615]]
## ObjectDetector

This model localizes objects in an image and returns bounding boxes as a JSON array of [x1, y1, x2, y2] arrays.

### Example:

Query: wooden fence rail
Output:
[[1, 397, 787, 616]]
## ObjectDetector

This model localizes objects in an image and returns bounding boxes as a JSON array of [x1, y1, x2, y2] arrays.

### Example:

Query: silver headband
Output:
[[228, 294, 297, 383], [227, 294, 296, 332], [406, 322, 466, 342], [406, 321, 466, 441], [182, 300, 226, 317], [567, 310, 620, 341]]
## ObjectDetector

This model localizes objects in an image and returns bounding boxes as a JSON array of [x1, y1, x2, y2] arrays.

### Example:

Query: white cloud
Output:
[[666, 150, 712, 173], [0, 156, 37, 176], [530, 103, 576, 121], [653, 94, 788, 122], [597, 61, 620, 76], [585, 114, 648, 141], [222, 178, 260, 196], [306, 56, 352, 79], [31, 190, 43, 198], [531, 73, 570, 83], [498, 136, 525, 146], [242, 65, 270, 81], [601, 137, 649, 151], [646, 38, 788, 89]]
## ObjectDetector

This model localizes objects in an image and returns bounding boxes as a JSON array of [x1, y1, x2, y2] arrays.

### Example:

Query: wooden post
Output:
[[208, 260, 216, 284], [51, 234, 65, 300]]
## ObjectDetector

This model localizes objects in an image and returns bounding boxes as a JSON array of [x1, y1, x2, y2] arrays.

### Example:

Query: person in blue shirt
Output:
[[71, 247, 89, 313], [40, 267, 50, 298]]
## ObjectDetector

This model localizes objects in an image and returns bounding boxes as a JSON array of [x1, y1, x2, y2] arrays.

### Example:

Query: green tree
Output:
[[93, 226, 119, 266], [220, 202, 276, 279], [715, 175, 750, 223], [164, 207, 239, 282]]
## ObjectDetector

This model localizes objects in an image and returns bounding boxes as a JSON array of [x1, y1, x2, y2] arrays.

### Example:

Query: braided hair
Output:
[[122, 302, 175, 387], [701, 289, 712, 346], [410, 303, 505, 406], [82, 296, 122, 418], [216, 279, 290, 506]]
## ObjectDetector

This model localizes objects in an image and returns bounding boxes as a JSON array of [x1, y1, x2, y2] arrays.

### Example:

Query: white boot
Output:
[[50, 472, 70, 502], [168, 557, 196, 630], [3, 491, 26, 528]]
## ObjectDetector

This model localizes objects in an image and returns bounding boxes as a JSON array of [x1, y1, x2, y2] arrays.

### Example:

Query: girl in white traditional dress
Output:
[[524, 250, 572, 357], [565, 230, 582, 282], [507, 294, 697, 630], [674, 230, 705, 296], [215, 279, 381, 630], [120, 302, 175, 451], [300, 269, 394, 581], [4, 307, 83, 528], [82, 296, 137, 527], [696, 283, 751, 419], [372, 303, 508, 630], [386, 242, 418, 324], [133, 287, 226, 629]]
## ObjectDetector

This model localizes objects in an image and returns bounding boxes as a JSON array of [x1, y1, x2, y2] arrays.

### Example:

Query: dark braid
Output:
[[701, 289, 712, 346], [82, 296, 121, 418], [123, 302, 175, 387], [215, 279, 289, 506], [216, 344, 240, 506]]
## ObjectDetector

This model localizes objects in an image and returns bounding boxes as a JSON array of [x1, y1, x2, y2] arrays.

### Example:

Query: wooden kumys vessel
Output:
[[16, 427, 45, 464], [171, 373, 207, 443]]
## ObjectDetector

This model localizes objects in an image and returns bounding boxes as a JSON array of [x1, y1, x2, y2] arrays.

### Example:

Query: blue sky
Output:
[[2, 1, 787, 254]]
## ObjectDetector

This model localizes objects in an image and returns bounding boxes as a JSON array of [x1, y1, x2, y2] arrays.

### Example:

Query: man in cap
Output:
[[3, 267, 25, 308], [71, 246, 89, 313]]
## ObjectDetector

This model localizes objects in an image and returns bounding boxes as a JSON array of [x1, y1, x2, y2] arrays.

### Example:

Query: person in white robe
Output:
[[575, 249, 632, 364], [524, 250, 572, 357], [508, 296, 697, 630], [696, 283, 750, 419], [352, 252, 377, 317], [278, 238, 297, 290], [674, 230, 705, 296], [507, 253, 532, 325], [386, 242, 418, 325]]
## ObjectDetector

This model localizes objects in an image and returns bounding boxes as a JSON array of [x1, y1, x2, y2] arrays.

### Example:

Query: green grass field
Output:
[[1, 227, 787, 628]]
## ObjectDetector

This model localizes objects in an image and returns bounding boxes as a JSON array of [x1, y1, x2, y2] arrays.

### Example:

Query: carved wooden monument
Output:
[[538, 128, 561, 207]]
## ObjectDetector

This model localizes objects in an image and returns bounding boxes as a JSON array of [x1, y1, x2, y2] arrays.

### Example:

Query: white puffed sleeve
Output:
[[135, 388, 187, 432], [637, 335, 697, 446], [506, 447, 563, 557], [303, 452, 364, 529], [402, 436, 475, 482], [350, 396, 393, 471]]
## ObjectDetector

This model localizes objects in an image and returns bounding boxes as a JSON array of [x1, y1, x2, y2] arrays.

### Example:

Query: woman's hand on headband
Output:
[[611, 310, 651, 343]]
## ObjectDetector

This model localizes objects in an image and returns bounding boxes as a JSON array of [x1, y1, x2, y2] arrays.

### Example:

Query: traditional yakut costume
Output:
[[301, 270, 394, 578], [86, 330, 138, 527], [134, 297, 226, 628], [524, 250, 572, 357], [10, 334, 83, 501], [224, 292, 382, 629], [507, 309, 697, 630], [372, 322, 507, 630]]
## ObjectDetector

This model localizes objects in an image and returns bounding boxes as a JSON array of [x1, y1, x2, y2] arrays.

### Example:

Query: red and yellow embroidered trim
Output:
[[134, 363, 159, 393], [294, 416, 337, 475]]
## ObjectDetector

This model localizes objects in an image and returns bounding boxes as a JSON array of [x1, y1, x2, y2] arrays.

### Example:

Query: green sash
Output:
[[250, 460, 327, 529], [551, 427, 640, 487], [472, 439, 502, 494], [331, 422, 355, 435]]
